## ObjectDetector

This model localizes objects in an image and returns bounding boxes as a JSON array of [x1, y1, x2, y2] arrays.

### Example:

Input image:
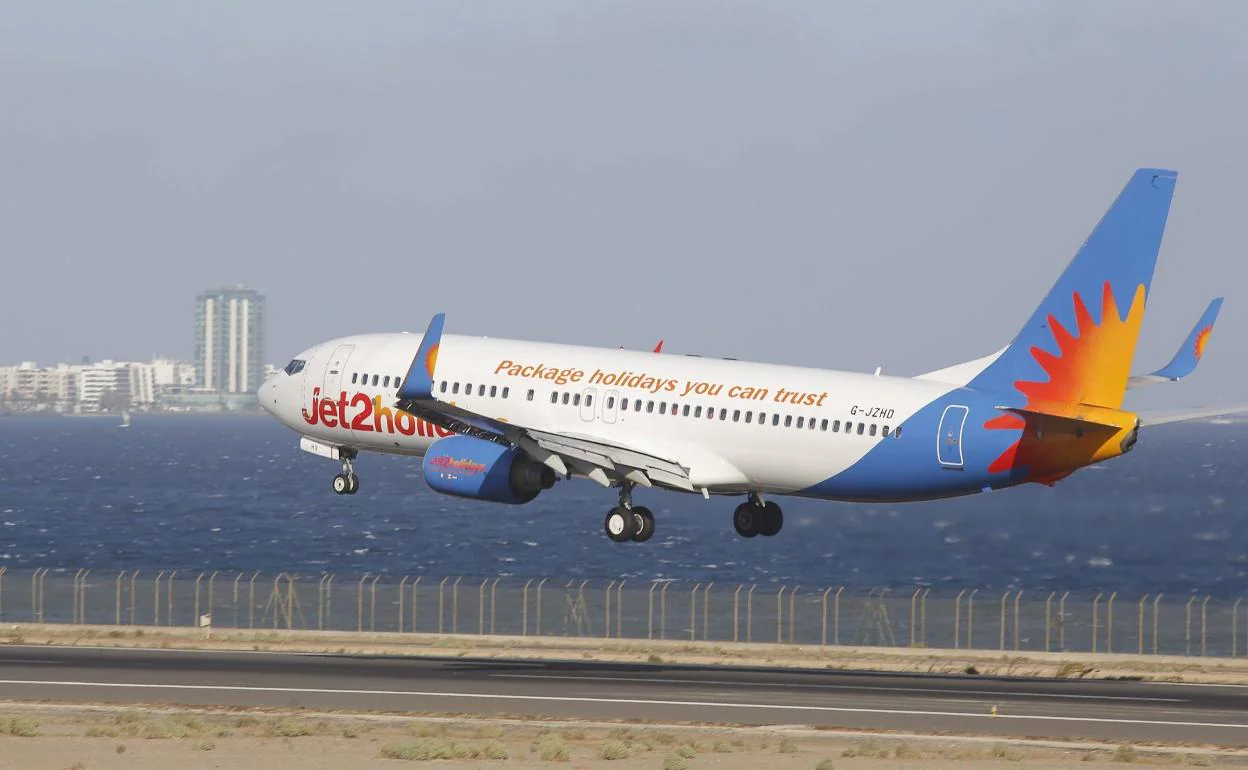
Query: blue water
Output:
[[0, 415, 1244, 596]]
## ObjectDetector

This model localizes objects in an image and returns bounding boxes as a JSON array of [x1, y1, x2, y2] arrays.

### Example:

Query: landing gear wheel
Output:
[[631, 507, 655, 542], [346, 473, 360, 495], [332, 473, 351, 495], [758, 501, 783, 537], [733, 503, 760, 538], [605, 507, 637, 543]]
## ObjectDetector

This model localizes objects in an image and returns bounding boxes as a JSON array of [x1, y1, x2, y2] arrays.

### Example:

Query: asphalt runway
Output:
[[0, 646, 1245, 746]]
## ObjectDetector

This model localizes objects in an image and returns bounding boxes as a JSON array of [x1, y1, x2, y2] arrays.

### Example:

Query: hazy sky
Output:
[[2, 1, 1244, 407]]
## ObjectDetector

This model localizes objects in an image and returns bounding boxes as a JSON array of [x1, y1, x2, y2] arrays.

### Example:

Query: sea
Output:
[[0, 414, 1244, 597]]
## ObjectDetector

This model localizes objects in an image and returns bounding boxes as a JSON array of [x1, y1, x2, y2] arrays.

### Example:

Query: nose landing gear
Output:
[[332, 451, 360, 495]]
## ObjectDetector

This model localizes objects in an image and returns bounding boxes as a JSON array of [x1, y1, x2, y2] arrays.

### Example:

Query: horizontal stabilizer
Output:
[[1128, 298, 1223, 389]]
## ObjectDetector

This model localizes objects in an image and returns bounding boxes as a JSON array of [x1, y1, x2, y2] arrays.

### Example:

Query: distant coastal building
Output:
[[195, 286, 266, 395]]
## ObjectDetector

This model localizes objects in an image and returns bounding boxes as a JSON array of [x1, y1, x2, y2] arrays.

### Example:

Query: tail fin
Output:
[[967, 168, 1178, 409]]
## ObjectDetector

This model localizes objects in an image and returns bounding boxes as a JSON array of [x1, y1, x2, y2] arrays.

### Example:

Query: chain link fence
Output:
[[1, 568, 1244, 657]]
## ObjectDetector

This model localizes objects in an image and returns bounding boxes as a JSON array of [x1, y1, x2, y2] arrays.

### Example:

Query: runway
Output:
[[0, 646, 1245, 746]]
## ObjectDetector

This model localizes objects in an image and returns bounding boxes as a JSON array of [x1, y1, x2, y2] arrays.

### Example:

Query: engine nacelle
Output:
[[423, 435, 556, 504]]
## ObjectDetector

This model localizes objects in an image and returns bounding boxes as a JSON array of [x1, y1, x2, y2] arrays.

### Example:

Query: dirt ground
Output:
[[0, 705, 1241, 770], [5, 623, 1248, 686]]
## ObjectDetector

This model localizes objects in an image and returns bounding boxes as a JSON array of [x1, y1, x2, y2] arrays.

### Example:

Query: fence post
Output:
[[969, 589, 979, 649], [115, 571, 125, 625], [660, 582, 670, 640], [954, 590, 965, 649], [357, 574, 368, 632], [734, 585, 743, 643], [605, 581, 615, 639], [820, 588, 831, 646], [152, 571, 164, 626], [248, 572, 259, 629], [999, 591, 1009, 651], [194, 573, 204, 629], [690, 584, 700, 641], [398, 577, 409, 634], [747, 584, 757, 643], [776, 586, 786, 644], [1201, 596, 1210, 657], [834, 587, 843, 646], [536, 578, 546, 636], [522, 579, 532, 636], [703, 582, 712, 642], [1013, 590, 1021, 651], [130, 571, 140, 626], [1234, 598, 1243, 658], [1091, 593, 1102, 653], [788, 585, 799, 644], [0, 567, 4, 622], [492, 578, 501, 636], [1044, 592, 1054, 652], [232, 572, 243, 628], [72, 569, 83, 624], [910, 588, 920, 648], [480, 579, 489, 635], [411, 577, 420, 634], [273, 574, 284, 629], [1059, 592, 1068, 651], [437, 577, 448, 634], [1185, 596, 1195, 656], [648, 583, 659, 640], [1106, 592, 1116, 654], [1152, 593, 1163, 654], [1138, 595, 1148, 655], [167, 571, 177, 626]]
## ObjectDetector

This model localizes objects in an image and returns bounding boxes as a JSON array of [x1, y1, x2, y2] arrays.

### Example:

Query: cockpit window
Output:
[[283, 359, 306, 375]]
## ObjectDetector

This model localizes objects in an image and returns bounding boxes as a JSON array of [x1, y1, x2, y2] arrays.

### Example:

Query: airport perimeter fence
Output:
[[1, 568, 1245, 658]]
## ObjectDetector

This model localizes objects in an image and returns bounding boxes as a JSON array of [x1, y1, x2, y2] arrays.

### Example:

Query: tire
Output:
[[758, 501, 784, 536], [631, 507, 656, 542], [733, 503, 759, 538], [604, 507, 636, 543], [346, 473, 360, 494], [332, 474, 350, 495]]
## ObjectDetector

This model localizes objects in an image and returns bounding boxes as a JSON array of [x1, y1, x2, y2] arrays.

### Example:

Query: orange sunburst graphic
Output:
[[985, 281, 1145, 481], [1193, 326, 1212, 361], [425, 343, 440, 377]]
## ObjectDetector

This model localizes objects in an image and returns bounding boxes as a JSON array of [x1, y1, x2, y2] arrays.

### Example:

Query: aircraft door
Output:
[[937, 405, 969, 468], [580, 387, 597, 422], [321, 344, 355, 430], [602, 390, 619, 424]]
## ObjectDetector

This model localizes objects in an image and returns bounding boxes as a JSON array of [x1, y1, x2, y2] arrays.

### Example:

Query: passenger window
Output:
[[562, 393, 570, 405], [833, 419, 841, 432], [869, 424, 878, 436], [682, 405, 690, 417], [784, 415, 793, 427], [369, 375, 376, 386], [772, 414, 780, 426], [635, 399, 642, 411], [821, 419, 828, 431], [607, 396, 615, 409], [796, 416, 804, 429], [573, 394, 581, 406], [757, 412, 765, 425], [672, 403, 679, 415], [452, 382, 460, 394], [351, 373, 358, 384], [844, 421, 852, 433], [586, 395, 593, 407], [550, 392, 559, 404], [646, 401, 654, 413], [694, 406, 702, 418], [490, 385, 497, 398], [440, 381, 448, 394], [465, 382, 472, 394], [895, 427, 903, 439], [857, 423, 866, 435], [745, 411, 753, 424], [719, 409, 728, 421], [502, 387, 510, 399], [478, 385, 486, 397], [380, 376, 387, 387], [882, 425, 890, 437], [620, 398, 628, 411], [526, 389, 534, 401], [659, 402, 667, 415], [810, 418, 817, 430], [732, 409, 740, 422]]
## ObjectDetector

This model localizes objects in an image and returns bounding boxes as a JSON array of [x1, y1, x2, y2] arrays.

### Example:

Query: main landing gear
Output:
[[332, 451, 360, 496], [603, 484, 655, 543], [733, 494, 783, 538]]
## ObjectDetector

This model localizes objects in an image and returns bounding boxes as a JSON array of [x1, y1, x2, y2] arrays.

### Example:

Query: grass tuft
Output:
[[533, 735, 570, 762], [712, 740, 734, 753], [599, 739, 631, 760], [191, 739, 216, 751], [676, 743, 697, 758], [663, 754, 690, 770], [1113, 744, 1139, 763], [894, 742, 920, 759], [379, 739, 461, 761], [482, 741, 509, 760], [778, 736, 799, 754], [7, 717, 39, 737], [816, 760, 836, 770], [264, 717, 313, 738]]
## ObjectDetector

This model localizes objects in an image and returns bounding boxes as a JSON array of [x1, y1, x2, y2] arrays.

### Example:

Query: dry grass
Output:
[[6, 717, 39, 737]]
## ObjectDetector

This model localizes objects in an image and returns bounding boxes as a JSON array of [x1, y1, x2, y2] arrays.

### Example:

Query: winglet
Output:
[[397, 313, 445, 401], [653, 340, 664, 353], [1128, 298, 1222, 389]]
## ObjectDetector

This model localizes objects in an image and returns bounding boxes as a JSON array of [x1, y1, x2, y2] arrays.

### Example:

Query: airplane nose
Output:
[[258, 378, 280, 416]]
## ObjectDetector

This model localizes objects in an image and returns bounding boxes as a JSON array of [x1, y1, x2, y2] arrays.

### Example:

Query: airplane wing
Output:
[[1127, 298, 1222, 389], [396, 314, 695, 492], [1139, 404, 1248, 427]]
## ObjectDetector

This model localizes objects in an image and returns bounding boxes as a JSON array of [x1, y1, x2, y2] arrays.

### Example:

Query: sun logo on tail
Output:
[[425, 343, 440, 378], [1193, 326, 1213, 361], [985, 281, 1146, 480]]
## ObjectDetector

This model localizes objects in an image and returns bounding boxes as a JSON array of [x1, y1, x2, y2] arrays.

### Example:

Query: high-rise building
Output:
[[195, 286, 265, 394]]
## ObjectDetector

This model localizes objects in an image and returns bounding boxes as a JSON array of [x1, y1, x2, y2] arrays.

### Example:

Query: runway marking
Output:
[[0, 679, 1243, 731], [489, 674, 1186, 703]]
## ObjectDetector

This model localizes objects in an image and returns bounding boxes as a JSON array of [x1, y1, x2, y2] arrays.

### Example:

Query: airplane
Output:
[[259, 168, 1242, 543]]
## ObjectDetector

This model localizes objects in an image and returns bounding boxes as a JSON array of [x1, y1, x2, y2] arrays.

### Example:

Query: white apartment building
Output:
[[196, 287, 265, 395]]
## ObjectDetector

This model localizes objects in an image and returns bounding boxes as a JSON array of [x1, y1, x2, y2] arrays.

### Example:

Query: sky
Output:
[[1, 1, 1245, 407]]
